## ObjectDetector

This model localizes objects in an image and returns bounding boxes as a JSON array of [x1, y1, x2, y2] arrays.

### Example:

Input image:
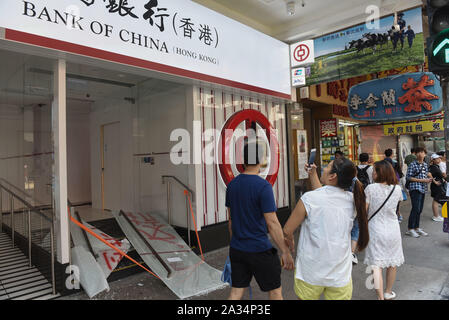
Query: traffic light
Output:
[[427, 0, 449, 74]]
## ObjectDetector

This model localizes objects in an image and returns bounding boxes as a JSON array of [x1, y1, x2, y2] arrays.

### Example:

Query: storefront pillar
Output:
[[286, 103, 296, 210], [52, 59, 69, 264]]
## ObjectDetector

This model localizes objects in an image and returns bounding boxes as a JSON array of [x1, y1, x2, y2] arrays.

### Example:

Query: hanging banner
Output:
[[306, 7, 424, 86], [383, 119, 444, 136], [348, 72, 442, 121]]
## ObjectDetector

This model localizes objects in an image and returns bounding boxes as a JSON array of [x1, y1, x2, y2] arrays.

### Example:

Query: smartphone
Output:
[[308, 148, 316, 165]]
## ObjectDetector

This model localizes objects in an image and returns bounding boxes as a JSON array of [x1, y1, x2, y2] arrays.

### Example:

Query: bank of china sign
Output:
[[0, 0, 290, 99]]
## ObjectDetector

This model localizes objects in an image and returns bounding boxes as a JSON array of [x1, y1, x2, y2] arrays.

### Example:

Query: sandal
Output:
[[384, 291, 396, 300]]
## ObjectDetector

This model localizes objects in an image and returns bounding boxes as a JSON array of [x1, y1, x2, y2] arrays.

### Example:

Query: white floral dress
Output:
[[364, 183, 405, 268]]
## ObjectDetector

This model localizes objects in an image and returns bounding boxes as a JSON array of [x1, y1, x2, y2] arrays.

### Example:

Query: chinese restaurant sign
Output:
[[0, 0, 290, 98], [306, 7, 424, 86], [348, 72, 443, 121], [383, 119, 444, 136], [320, 119, 338, 137]]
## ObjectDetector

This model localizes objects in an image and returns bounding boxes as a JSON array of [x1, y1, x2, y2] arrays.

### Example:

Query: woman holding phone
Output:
[[283, 158, 369, 300]]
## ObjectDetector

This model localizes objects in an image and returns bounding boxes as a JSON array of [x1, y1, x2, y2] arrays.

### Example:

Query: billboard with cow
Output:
[[306, 7, 424, 86]]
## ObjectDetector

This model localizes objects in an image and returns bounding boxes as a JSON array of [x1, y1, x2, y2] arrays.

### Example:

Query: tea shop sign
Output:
[[347, 73, 443, 121]]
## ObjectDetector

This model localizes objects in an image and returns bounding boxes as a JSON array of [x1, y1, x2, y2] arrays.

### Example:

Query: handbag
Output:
[[221, 256, 232, 286], [368, 185, 396, 222], [402, 189, 407, 201]]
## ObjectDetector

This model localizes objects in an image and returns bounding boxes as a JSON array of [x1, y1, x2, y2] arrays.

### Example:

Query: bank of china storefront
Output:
[[0, 0, 292, 297]]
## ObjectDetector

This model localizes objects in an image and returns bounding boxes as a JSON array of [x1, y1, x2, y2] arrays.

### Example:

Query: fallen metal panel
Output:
[[112, 211, 227, 300], [70, 218, 131, 278], [71, 246, 109, 299]]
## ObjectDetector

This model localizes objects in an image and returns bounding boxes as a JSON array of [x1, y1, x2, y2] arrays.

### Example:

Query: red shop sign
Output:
[[320, 119, 338, 137]]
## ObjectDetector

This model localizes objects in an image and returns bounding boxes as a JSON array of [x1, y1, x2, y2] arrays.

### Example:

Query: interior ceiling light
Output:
[[286, 0, 305, 16], [286, 1, 296, 15]]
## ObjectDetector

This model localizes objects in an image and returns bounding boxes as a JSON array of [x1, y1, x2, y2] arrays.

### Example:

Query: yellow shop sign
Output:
[[383, 119, 443, 136]]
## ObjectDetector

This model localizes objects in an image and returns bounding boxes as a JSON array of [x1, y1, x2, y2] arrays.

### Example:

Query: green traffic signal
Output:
[[432, 28, 449, 65]]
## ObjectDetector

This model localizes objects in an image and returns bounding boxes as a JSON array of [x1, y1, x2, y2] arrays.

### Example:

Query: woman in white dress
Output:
[[364, 160, 404, 300]]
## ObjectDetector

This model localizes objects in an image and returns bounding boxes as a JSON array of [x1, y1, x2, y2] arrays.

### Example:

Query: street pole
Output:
[[442, 77, 449, 177]]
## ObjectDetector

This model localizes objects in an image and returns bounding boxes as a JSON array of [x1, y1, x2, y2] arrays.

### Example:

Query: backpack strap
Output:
[[361, 165, 370, 172]]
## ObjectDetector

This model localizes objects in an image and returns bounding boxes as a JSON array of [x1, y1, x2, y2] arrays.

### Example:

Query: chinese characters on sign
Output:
[[320, 119, 338, 137], [398, 75, 439, 112], [348, 73, 442, 121], [332, 105, 350, 118], [383, 119, 444, 136], [78, 0, 219, 47]]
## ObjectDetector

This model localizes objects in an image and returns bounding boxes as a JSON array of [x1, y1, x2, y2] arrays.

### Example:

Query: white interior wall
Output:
[[88, 83, 194, 228], [0, 104, 24, 211], [90, 97, 134, 213], [0, 103, 53, 209], [135, 85, 193, 228]]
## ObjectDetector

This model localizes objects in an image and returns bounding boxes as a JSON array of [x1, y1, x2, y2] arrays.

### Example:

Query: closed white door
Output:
[[102, 122, 121, 211]]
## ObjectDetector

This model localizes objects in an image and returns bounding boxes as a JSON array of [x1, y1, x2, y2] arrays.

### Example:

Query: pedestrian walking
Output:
[[437, 151, 446, 176], [357, 153, 373, 187], [405, 147, 433, 238], [405, 25, 415, 49], [385, 148, 405, 222], [226, 140, 294, 300], [429, 153, 447, 222], [364, 160, 404, 300], [335, 150, 344, 160], [404, 148, 417, 167], [283, 158, 369, 300]]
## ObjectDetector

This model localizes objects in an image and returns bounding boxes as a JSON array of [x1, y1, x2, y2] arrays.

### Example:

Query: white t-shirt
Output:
[[440, 162, 446, 174], [295, 185, 355, 287], [357, 164, 374, 184]]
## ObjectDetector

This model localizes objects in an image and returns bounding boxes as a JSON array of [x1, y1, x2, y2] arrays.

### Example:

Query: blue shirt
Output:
[[405, 29, 415, 39], [406, 160, 429, 194], [225, 174, 277, 253]]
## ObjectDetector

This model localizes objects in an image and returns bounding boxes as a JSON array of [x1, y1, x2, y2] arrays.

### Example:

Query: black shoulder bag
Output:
[[368, 185, 396, 222]]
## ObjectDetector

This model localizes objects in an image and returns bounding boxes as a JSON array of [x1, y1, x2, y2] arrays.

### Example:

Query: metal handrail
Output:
[[162, 175, 194, 197], [0, 180, 56, 295], [162, 175, 194, 248], [0, 181, 52, 222]]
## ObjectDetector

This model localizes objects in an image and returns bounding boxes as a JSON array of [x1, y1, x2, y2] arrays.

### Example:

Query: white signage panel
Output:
[[290, 40, 315, 67], [291, 67, 306, 87], [0, 0, 291, 98]]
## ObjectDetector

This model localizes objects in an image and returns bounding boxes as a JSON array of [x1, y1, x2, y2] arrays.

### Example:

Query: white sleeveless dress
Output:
[[364, 183, 405, 268]]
